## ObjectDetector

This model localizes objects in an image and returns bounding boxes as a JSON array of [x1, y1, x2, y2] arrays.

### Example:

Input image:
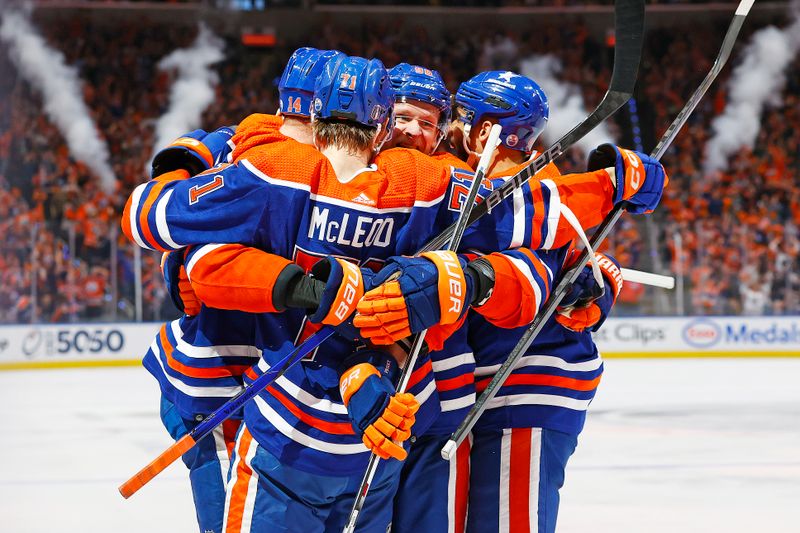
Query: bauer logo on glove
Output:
[[354, 251, 472, 345]]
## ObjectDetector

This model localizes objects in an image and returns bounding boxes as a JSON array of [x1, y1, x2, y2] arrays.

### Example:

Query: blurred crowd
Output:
[[0, 10, 797, 323]]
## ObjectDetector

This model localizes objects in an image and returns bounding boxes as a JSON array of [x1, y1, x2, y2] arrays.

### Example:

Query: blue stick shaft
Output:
[[191, 327, 335, 439]]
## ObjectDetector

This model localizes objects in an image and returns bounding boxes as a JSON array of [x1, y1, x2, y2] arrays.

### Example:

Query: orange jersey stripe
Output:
[[509, 428, 533, 533], [137, 180, 170, 251], [222, 419, 242, 460], [407, 359, 433, 391], [159, 326, 250, 379], [517, 247, 551, 296], [475, 373, 602, 394], [435, 373, 474, 393], [137, 169, 190, 250], [454, 438, 471, 533], [225, 427, 255, 533], [266, 385, 355, 435], [528, 181, 545, 249]]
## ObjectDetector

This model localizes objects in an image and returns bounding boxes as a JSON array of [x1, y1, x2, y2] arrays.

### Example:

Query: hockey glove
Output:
[[354, 251, 475, 346], [556, 252, 623, 332], [339, 353, 419, 461], [588, 144, 668, 214], [161, 251, 201, 316], [284, 257, 375, 341], [151, 126, 236, 178]]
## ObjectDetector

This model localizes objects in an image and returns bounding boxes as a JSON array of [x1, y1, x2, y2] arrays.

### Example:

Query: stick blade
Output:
[[118, 433, 196, 499]]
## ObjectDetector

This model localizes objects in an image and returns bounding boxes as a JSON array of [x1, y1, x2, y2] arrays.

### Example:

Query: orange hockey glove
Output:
[[340, 359, 419, 461]]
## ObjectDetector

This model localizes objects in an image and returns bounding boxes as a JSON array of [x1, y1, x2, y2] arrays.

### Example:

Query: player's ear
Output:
[[478, 119, 494, 142]]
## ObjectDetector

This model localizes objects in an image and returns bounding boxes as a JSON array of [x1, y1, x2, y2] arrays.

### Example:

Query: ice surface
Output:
[[1, 358, 798, 532]]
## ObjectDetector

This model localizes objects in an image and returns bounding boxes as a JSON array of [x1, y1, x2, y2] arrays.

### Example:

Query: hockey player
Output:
[[147, 47, 342, 533], [354, 71, 661, 533]]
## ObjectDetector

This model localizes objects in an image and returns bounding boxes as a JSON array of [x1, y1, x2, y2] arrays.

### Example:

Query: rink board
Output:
[[0, 316, 798, 370]]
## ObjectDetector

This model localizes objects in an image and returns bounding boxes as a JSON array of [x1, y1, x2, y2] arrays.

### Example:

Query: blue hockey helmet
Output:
[[455, 70, 548, 153], [312, 55, 394, 131], [278, 47, 344, 118], [389, 63, 451, 135]]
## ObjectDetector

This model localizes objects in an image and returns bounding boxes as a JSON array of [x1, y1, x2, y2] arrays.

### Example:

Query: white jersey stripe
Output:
[[256, 358, 348, 415], [530, 428, 543, 533], [432, 351, 474, 373], [506, 255, 542, 313], [222, 427, 245, 530], [154, 189, 180, 249], [541, 179, 561, 250], [487, 392, 592, 411], [185, 243, 226, 282], [241, 158, 446, 213], [499, 429, 512, 533], [169, 321, 261, 360], [441, 394, 475, 413], [253, 395, 368, 454], [475, 353, 602, 376], [128, 183, 152, 250], [447, 442, 457, 533], [151, 337, 244, 397], [240, 437, 260, 532], [212, 425, 231, 486], [415, 379, 437, 406], [511, 187, 526, 248], [241, 159, 312, 192]]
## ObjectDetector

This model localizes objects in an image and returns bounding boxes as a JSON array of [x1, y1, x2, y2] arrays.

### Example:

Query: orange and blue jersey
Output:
[[468, 159, 604, 436]]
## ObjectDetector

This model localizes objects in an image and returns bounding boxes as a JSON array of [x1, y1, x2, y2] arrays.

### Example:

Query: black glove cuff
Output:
[[280, 267, 323, 311], [586, 143, 616, 172], [465, 257, 496, 306], [151, 147, 208, 178]]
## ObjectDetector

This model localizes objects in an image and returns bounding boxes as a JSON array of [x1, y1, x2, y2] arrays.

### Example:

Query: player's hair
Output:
[[313, 119, 377, 153]]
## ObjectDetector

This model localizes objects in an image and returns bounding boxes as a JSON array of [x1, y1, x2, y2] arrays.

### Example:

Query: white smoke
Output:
[[520, 55, 614, 154], [704, 5, 800, 174], [0, 9, 116, 192], [151, 24, 224, 162]]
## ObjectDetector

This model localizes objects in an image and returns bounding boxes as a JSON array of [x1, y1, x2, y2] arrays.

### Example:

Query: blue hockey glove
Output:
[[588, 144, 669, 214], [353, 251, 475, 345], [556, 252, 623, 332], [339, 350, 418, 461], [151, 126, 236, 178]]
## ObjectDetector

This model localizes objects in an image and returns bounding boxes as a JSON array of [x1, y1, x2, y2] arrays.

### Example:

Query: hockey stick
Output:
[[621, 268, 674, 289], [118, 326, 332, 498], [441, 0, 755, 460], [345, 1, 645, 528]]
